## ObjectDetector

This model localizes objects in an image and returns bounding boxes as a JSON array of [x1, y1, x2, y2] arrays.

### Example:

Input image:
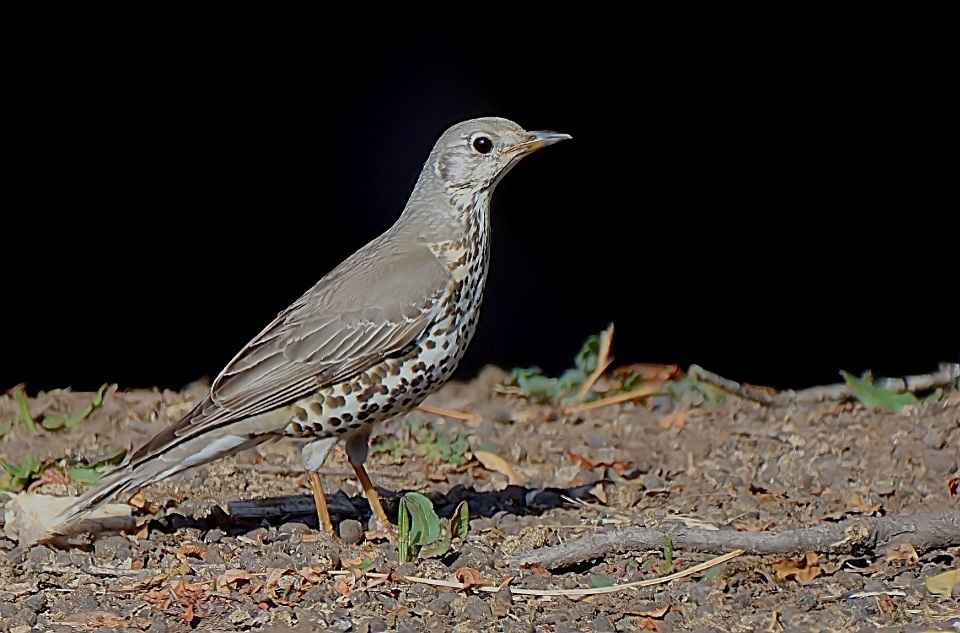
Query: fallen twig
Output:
[[574, 324, 615, 403], [564, 383, 660, 414], [417, 403, 481, 423], [329, 549, 742, 598], [688, 363, 959, 406], [510, 511, 960, 569]]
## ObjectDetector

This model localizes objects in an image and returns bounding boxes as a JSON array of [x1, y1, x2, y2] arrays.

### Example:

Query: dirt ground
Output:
[[1, 366, 958, 632]]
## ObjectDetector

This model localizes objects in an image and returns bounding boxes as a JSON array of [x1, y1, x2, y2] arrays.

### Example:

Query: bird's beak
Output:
[[506, 130, 573, 154]]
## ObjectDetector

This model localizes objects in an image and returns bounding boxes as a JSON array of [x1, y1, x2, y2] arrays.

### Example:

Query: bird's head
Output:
[[431, 117, 571, 195]]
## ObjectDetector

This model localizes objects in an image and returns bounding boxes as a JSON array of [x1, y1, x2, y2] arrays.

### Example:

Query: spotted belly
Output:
[[283, 313, 475, 439]]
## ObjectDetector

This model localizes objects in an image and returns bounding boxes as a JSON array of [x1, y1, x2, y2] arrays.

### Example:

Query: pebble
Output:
[[339, 519, 364, 544]]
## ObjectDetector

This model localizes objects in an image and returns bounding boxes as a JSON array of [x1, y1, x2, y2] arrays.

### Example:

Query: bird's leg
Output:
[[301, 437, 339, 537], [308, 472, 335, 535], [349, 461, 393, 532], [345, 426, 395, 540]]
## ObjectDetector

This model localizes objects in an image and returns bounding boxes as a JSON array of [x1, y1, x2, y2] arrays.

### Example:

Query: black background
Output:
[[4, 19, 956, 394]]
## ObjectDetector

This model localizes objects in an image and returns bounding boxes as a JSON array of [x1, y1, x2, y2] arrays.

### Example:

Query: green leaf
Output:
[[404, 492, 442, 545], [663, 536, 674, 574], [397, 492, 445, 561], [92, 449, 127, 470], [590, 574, 616, 588], [68, 467, 102, 484], [42, 384, 110, 431], [0, 420, 12, 437], [13, 387, 37, 433], [574, 334, 601, 374], [0, 455, 43, 491], [419, 526, 451, 558], [450, 500, 470, 541], [398, 495, 412, 563], [841, 371, 919, 413]]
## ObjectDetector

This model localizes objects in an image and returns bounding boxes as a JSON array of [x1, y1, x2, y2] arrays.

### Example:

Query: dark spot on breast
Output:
[[341, 383, 353, 395], [342, 413, 353, 422], [326, 396, 346, 409], [358, 411, 369, 421], [335, 427, 348, 434], [292, 406, 308, 422], [328, 417, 341, 427], [378, 385, 389, 395], [425, 339, 436, 350]]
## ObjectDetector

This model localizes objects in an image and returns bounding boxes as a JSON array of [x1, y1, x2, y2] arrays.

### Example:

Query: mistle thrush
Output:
[[46, 117, 570, 541]]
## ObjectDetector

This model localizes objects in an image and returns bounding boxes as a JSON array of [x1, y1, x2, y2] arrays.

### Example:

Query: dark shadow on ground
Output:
[[152, 482, 604, 536]]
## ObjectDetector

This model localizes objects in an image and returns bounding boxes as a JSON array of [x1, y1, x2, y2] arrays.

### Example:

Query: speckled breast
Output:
[[284, 205, 491, 439]]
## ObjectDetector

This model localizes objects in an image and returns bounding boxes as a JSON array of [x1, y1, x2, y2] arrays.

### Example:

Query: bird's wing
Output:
[[129, 238, 451, 464]]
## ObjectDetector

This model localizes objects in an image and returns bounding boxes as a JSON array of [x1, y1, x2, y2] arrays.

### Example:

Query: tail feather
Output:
[[40, 431, 276, 542]]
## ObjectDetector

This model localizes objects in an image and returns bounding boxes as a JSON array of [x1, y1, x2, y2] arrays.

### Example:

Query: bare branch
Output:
[[510, 511, 960, 569]]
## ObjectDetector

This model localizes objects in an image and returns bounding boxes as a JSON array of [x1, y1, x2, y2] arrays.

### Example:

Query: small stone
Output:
[[23, 592, 46, 612], [592, 615, 615, 632], [330, 619, 353, 632], [463, 595, 491, 622], [204, 528, 226, 543], [492, 586, 512, 617], [228, 608, 251, 625], [11, 625, 32, 633], [367, 617, 387, 633], [280, 521, 309, 535], [339, 519, 364, 544]]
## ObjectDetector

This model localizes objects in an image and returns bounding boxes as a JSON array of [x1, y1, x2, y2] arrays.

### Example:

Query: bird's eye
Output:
[[472, 135, 493, 154]]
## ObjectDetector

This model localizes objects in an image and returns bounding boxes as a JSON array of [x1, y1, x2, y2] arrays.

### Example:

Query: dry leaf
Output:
[[182, 604, 196, 625], [846, 494, 881, 516], [474, 450, 524, 484], [176, 543, 207, 559], [625, 605, 669, 618], [128, 491, 161, 514], [636, 617, 661, 632], [567, 451, 632, 475], [298, 567, 326, 584], [216, 569, 254, 591], [657, 411, 688, 431], [773, 552, 821, 584], [612, 363, 680, 383], [948, 477, 959, 497], [525, 563, 552, 577], [884, 543, 919, 565], [333, 579, 353, 597], [455, 566, 485, 590], [925, 568, 959, 598]]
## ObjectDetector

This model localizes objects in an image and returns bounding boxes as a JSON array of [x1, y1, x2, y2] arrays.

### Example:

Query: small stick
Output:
[[574, 323, 615, 403], [417, 403, 481, 423], [327, 549, 742, 598], [564, 383, 661, 414], [689, 363, 960, 406]]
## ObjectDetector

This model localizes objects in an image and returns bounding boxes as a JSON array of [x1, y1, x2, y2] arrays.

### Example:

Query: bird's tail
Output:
[[36, 429, 275, 544]]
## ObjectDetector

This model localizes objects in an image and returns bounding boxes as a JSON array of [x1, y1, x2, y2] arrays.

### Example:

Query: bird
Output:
[[42, 117, 571, 543]]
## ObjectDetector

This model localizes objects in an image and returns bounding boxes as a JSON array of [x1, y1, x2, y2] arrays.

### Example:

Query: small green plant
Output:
[[42, 384, 109, 430], [411, 421, 470, 465], [0, 455, 43, 492], [373, 420, 470, 466], [13, 387, 38, 433], [841, 370, 919, 413], [67, 449, 127, 486], [662, 536, 675, 574], [397, 493, 470, 563], [508, 330, 604, 403]]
